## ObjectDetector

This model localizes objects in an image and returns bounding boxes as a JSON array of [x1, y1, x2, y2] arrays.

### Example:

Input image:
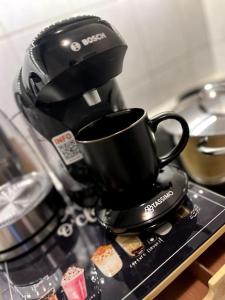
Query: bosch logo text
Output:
[[70, 32, 107, 52], [82, 32, 106, 45]]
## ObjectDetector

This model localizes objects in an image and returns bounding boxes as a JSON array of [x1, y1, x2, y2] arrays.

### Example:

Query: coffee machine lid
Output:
[[96, 166, 188, 234], [21, 15, 127, 105]]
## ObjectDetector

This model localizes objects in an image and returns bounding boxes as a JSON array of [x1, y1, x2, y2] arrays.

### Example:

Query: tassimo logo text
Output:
[[144, 191, 174, 213]]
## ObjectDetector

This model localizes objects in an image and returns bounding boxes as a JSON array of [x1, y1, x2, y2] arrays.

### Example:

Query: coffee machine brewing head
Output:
[[83, 89, 102, 106], [21, 15, 128, 106]]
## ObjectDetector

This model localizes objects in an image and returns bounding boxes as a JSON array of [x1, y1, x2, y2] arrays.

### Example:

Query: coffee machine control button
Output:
[[28, 74, 42, 97]]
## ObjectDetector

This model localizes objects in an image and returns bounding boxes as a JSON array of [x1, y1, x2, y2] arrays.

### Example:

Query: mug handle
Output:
[[148, 112, 189, 168]]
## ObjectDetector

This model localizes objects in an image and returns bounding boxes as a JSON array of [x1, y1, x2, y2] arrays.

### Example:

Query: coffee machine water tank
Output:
[[14, 16, 127, 205]]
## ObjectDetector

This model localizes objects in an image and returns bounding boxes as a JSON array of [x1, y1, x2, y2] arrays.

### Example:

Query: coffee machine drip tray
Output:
[[96, 166, 188, 234]]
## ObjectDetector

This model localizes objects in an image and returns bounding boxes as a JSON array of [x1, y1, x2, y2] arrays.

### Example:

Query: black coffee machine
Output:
[[14, 16, 188, 234], [14, 16, 127, 205]]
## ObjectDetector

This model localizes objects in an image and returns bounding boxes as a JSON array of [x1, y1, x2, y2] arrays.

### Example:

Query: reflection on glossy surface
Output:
[[154, 222, 173, 236], [175, 205, 190, 219], [14, 269, 62, 300], [1, 183, 225, 300]]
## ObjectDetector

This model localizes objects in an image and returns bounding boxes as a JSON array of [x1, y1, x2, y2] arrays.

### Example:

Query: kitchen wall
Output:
[[0, 0, 214, 122], [203, 0, 225, 78]]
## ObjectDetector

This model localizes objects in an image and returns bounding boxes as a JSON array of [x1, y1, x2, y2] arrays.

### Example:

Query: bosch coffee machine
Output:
[[14, 16, 127, 206], [4, 15, 225, 300], [14, 15, 188, 233]]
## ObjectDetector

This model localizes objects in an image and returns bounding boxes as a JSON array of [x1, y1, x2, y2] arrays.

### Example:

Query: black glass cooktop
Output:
[[0, 182, 225, 300]]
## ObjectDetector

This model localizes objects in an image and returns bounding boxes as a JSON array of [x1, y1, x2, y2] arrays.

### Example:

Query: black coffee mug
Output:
[[76, 108, 189, 193]]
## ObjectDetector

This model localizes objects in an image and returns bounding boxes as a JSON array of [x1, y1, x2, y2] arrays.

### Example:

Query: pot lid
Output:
[[165, 82, 225, 137], [0, 172, 52, 228]]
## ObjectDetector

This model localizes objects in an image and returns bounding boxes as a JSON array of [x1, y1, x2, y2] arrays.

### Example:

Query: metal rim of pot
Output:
[[163, 80, 225, 186], [167, 81, 225, 153]]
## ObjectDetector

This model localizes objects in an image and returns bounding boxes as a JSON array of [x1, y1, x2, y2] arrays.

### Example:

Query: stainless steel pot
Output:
[[0, 111, 65, 261], [0, 186, 64, 262], [164, 82, 225, 185]]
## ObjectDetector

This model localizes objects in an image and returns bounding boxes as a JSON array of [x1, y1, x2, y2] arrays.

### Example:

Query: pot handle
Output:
[[197, 137, 225, 156], [149, 112, 189, 168]]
